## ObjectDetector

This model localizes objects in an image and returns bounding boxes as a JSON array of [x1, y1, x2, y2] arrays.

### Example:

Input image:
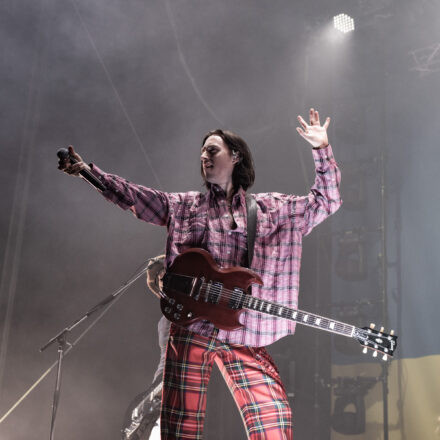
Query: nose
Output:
[[201, 151, 210, 162]]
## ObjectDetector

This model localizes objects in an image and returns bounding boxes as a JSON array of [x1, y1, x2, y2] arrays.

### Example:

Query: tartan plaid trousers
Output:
[[160, 324, 292, 439]]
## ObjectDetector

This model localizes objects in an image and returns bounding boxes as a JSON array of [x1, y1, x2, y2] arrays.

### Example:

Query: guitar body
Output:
[[160, 248, 263, 330]]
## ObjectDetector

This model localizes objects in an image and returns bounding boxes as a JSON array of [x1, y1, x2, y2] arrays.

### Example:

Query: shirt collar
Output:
[[208, 185, 246, 207]]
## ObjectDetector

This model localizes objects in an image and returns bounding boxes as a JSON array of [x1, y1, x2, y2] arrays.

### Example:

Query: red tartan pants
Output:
[[160, 324, 292, 439]]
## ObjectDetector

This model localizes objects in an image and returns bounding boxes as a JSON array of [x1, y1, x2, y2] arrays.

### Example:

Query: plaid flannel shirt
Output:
[[90, 144, 341, 347]]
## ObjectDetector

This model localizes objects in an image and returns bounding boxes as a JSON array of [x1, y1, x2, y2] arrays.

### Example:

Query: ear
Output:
[[232, 151, 240, 164]]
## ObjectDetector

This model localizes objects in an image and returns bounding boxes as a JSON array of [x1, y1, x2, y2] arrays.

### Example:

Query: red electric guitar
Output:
[[160, 248, 398, 360]]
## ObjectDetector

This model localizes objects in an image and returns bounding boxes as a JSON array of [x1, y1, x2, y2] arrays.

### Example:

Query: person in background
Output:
[[121, 255, 170, 440]]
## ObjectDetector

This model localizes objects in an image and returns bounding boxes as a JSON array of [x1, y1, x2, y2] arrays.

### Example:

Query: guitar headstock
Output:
[[354, 323, 398, 361]]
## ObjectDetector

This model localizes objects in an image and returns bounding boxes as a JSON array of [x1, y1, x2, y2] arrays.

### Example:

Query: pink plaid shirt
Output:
[[90, 145, 341, 347]]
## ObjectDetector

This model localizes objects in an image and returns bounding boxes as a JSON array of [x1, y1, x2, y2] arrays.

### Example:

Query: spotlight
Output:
[[333, 14, 355, 34]]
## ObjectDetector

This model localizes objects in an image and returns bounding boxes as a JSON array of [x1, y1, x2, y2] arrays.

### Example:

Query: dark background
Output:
[[1, 0, 439, 438]]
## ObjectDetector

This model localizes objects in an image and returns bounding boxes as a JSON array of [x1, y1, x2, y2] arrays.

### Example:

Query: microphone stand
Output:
[[40, 259, 153, 440]]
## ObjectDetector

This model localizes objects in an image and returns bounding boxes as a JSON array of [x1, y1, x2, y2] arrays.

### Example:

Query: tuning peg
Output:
[[380, 326, 384, 333], [390, 329, 395, 336], [382, 354, 388, 361], [370, 323, 376, 329], [372, 350, 378, 358], [362, 347, 368, 354]]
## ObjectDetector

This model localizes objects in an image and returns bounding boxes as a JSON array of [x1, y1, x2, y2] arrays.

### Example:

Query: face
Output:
[[201, 135, 237, 187]]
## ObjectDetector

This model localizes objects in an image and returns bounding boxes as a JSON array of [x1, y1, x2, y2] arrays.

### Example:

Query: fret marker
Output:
[[266, 304, 272, 312], [303, 314, 309, 322], [329, 322, 335, 330], [278, 307, 283, 316], [292, 311, 297, 319], [260, 302, 264, 311], [315, 318, 321, 325]]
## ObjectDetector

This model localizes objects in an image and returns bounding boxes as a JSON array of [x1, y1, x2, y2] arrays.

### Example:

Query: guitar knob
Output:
[[164, 306, 171, 313], [173, 313, 181, 320], [169, 298, 176, 305], [177, 304, 183, 311]]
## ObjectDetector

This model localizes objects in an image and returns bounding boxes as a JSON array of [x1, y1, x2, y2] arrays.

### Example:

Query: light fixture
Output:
[[333, 14, 355, 34]]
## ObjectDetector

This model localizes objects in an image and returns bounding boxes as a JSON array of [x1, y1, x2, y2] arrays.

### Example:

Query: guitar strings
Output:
[[195, 280, 354, 336], [167, 274, 393, 346]]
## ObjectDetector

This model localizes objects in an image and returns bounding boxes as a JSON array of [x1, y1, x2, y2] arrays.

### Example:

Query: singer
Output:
[[58, 108, 342, 439]]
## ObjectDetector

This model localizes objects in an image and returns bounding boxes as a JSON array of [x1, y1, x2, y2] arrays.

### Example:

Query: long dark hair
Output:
[[201, 129, 255, 191]]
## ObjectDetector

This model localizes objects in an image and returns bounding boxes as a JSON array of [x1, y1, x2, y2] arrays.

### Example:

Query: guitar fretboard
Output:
[[243, 294, 355, 338]]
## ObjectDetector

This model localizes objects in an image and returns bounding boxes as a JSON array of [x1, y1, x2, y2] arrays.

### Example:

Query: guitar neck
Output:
[[243, 294, 356, 339]]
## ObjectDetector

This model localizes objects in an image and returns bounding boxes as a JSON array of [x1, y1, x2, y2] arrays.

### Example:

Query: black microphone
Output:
[[57, 148, 107, 192]]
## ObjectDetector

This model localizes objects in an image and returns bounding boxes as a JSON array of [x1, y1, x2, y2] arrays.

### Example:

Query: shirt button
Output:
[[227, 250, 231, 254], [228, 231, 232, 236]]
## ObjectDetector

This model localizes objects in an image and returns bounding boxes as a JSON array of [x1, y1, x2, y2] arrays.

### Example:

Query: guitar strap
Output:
[[245, 194, 258, 268]]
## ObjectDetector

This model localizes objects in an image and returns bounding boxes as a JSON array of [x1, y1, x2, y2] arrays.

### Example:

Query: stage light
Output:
[[333, 14, 355, 34]]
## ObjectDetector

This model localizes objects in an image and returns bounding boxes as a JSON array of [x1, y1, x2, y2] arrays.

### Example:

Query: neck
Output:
[[216, 181, 235, 201]]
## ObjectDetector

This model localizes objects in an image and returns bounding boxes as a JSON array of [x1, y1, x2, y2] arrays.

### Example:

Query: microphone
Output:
[[57, 148, 107, 192]]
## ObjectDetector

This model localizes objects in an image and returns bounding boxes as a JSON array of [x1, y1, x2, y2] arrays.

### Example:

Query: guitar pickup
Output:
[[209, 282, 222, 304], [199, 280, 222, 303], [228, 287, 245, 309]]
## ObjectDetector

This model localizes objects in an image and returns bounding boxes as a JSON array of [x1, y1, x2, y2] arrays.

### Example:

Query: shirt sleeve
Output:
[[89, 164, 171, 226], [293, 144, 342, 236]]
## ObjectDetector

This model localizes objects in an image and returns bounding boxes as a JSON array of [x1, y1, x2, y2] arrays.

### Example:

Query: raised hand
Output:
[[58, 145, 91, 176], [296, 108, 330, 149]]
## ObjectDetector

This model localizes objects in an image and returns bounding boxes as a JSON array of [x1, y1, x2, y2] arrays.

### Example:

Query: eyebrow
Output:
[[201, 144, 219, 152]]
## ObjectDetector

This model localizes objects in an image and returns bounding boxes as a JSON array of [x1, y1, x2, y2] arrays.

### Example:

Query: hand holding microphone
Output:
[[57, 145, 90, 175], [57, 146, 106, 191]]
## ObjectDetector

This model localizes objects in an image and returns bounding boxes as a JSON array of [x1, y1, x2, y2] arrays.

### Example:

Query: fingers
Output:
[[297, 115, 308, 130], [63, 162, 87, 176], [299, 108, 319, 129], [315, 109, 320, 125], [295, 126, 306, 139], [58, 145, 86, 176], [309, 108, 315, 125], [68, 145, 83, 162], [299, 108, 329, 128]]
